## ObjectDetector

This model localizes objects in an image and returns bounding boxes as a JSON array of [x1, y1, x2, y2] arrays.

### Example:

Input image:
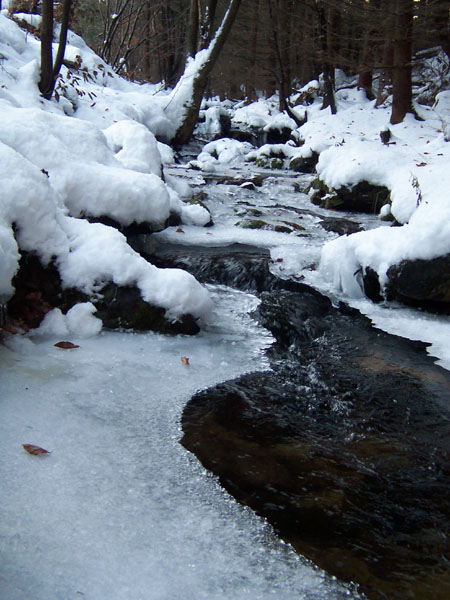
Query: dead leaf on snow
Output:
[[54, 341, 80, 349], [23, 444, 51, 456], [181, 356, 190, 366]]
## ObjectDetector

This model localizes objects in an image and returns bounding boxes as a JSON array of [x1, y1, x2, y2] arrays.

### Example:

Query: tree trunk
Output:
[[168, 0, 242, 147], [358, 70, 374, 100], [314, 0, 336, 114], [390, 0, 413, 124], [245, 0, 260, 101], [187, 0, 200, 57], [38, 0, 54, 100], [53, 0, 72, 79], [38, 0, 72, 101]]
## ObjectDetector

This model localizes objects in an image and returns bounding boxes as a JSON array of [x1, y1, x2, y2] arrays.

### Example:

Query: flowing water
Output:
[[153, 162, 450, 599]]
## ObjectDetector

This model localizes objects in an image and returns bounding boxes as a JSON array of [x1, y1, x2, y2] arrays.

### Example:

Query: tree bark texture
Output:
[[390, 0, 413, 124], [38, 0, 72, 101], [38, 0, 54, 100]]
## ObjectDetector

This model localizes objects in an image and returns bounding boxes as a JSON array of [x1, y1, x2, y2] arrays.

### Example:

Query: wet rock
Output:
[[7, 253, 89, 329], [85, 214, 162, 236], [214, 173, 266, 187], [309, 178, 391, 214], [318, 217, 363, 236], [147, 242, 274, 293], [265, 126, 293, 145], [362, 266, 383, 303], [226, 125, 292, 147], [94, 284, 200, 334], [181, 287, 450, 600], [289, 152, 319, 173], [7, 252, 199, 335], [386, 255, 450, 312], [226, 127, 259, 145]]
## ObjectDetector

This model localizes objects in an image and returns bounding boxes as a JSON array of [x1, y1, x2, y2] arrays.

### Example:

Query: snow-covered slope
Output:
[[0, 10, 212, 321]]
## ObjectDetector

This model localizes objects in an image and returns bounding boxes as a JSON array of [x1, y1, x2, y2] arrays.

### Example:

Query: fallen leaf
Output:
[[176, 227, 185, 233], [23, 444, 51, 455], [416, 162, 427, 167], [54, 341, 80, 349], [181, 356, 190, 365]]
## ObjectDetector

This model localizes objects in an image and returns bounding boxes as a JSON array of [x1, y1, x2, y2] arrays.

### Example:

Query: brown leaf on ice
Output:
[[23, 444, 51, 456], [176, 227, 185, 233], [181, 356, 190, 365], [54, 341, 80, 349]]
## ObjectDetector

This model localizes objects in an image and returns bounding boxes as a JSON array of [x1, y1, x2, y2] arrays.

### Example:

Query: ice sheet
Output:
[[0, 286, 357, 600]]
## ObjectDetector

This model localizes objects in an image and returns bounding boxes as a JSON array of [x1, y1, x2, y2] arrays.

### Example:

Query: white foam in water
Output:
[[0, 286, 358, 600]]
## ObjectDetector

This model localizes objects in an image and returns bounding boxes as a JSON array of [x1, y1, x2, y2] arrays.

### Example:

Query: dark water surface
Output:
[[147, 238, 450, 600]]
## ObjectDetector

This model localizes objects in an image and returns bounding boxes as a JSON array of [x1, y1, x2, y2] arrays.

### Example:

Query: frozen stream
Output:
[[0, 286, 358, 599]]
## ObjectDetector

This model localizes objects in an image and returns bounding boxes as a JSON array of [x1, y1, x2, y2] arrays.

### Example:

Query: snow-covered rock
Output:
[[0, 12, 212, 328]]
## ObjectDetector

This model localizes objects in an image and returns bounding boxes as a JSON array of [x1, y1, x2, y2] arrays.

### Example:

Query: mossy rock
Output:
[[307, 178, 330, 206], [308, 178, 391, 214], [181, 196, 213, 227], [184, 195, 208, 210], [270, 158, 284, 169], [281, 220, 306, 231], [274, 224, 293, 233], [235, 219, 270, 230], [289, 152, 319, 173], [254, 157, 267, 168]]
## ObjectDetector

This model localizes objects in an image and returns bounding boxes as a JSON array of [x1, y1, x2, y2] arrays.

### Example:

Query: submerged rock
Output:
[[318, 217, 363, 236]]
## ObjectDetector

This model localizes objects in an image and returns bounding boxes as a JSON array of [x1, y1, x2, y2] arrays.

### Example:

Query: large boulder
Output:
[[6, 252, 200, 335], [386, 255, 450, 312]]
